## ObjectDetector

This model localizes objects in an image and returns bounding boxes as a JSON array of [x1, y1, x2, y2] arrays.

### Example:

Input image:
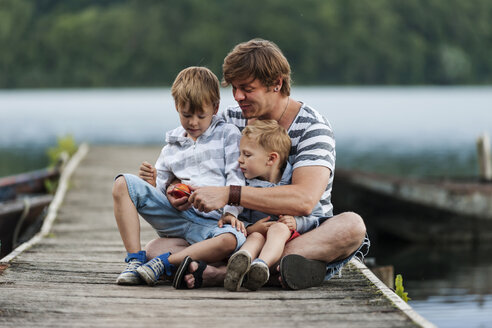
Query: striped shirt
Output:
[[221, 102, 336, 217], [240, 163, 324, 233], [155, 115, 245, 220]]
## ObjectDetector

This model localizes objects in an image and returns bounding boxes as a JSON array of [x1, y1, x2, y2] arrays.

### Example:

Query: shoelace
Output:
[[124, 260, 142, 273], [146, 258, 165, 277]]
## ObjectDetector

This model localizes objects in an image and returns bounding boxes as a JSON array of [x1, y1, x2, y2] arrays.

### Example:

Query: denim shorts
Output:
[[318, 216, 371, 281], [117, 174, 246, 251]]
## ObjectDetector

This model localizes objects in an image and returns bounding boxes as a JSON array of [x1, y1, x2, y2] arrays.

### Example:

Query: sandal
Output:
[[279, 254, 326, 290], [172, 256, 207, 289]]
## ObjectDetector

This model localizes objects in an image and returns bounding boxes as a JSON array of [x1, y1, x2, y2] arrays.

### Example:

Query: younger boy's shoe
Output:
[[243, 259, 269, 291], [224, 250, 252, 291], [137, 252, 174, 286], [116, 250, 147, 285]]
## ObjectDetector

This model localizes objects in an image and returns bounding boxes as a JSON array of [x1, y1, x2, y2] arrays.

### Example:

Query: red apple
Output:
[[170, 183, 191, 198]]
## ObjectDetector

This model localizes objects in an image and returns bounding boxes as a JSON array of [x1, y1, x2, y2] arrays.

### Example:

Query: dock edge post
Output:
[[351, 259, 437, 328], [477, 132, 492, 181]]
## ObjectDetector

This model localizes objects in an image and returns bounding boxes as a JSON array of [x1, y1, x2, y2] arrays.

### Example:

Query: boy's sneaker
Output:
[[243, 259, 270, 291], [137, 252, 174, 286], [116, 250, 146, 285], [224, 250, 252, 291]]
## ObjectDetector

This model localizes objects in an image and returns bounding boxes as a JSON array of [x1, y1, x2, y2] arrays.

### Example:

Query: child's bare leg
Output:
[[223, 232, 265, 291], [241, 224, 291, 291], [144, 237, 190, 259], [168, 233, 237, 266], [239, 232, 265, 258], [113, 176, 141, 253], [258, 222, 291, 267]]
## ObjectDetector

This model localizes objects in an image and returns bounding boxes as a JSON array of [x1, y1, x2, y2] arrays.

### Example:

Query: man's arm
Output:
[[189, 165, 330, 216], [222, 124, 245, 218]]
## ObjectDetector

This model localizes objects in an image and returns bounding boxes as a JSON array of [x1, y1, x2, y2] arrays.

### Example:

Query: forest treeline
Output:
[[1, 0, 492, 88]]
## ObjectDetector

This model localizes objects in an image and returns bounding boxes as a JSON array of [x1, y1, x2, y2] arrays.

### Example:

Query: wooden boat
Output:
[[0, 167, 61, 257], [0, 194, 54, 257], [0, 167, 59, 202], [331, 168, 492, 244]]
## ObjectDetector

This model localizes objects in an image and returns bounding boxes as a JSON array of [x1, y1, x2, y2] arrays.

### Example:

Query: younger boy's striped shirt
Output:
[[221, 102, 336, 217]]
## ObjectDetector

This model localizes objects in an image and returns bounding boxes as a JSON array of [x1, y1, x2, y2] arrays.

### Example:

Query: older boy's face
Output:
[[238, 135, 270, 180], [231, 78, 276, 120], [177, 102, 217, 141]]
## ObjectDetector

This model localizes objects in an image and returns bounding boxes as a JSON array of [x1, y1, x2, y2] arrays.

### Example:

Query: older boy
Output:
[[112, 66, 246, 286]]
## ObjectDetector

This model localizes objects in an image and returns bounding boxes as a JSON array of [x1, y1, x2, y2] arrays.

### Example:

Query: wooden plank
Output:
[[0, 145, 432, 328]]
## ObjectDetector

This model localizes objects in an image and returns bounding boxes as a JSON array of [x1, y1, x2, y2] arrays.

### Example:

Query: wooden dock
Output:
[[0, 145, 435, 328]]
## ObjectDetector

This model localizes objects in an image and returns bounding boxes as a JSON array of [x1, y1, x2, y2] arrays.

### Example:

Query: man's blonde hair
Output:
[[242, 120, 291, 167], [171, 66, 220, 113], [222, 39, 291, 96]]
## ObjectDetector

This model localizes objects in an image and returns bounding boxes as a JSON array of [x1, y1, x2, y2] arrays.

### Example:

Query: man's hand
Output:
[[166, 183, 191, 211], [278, 215, 297, 231], [218, 213, 247, 236], [139, 161, 157, 187], [246, 216, 275, 236], [188, 186, 228, 213]]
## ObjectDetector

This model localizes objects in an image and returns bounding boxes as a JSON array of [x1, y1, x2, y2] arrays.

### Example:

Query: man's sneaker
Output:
[[279, 254, 326, 290], [224, 250, 252, 291], [116, 250, 146, 285], [137, 252, 174, 286], [243, 259, 269, 291]]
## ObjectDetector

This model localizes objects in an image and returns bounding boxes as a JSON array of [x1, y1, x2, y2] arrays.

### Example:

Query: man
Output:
[[147, 39, 368, 289]]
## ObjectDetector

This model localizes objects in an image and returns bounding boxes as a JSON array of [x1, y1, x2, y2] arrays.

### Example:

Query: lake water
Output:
[[1, 86, 492, 327]]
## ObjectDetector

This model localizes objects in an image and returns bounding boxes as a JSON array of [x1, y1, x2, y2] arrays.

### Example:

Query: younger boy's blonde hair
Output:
[[242, 120, 291, 168], [171, 66, 220, 113]]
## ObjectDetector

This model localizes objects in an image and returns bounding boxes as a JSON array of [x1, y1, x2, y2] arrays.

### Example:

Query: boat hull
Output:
[[0, 194, 54, 257], [332, 169, 492, 243]]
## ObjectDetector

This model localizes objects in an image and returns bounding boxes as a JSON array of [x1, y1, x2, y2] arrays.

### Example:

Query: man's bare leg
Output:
[[283, 211, 366, 262], [277, 211, 366, 288]]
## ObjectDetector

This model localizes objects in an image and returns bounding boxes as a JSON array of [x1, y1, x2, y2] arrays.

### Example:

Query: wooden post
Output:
[[370, 265, 395, 289], [365, 258, 394, 289], [477, 133, 492, 182]]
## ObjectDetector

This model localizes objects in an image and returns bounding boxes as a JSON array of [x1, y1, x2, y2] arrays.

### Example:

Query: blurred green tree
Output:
[[1, 0, 491, 87]]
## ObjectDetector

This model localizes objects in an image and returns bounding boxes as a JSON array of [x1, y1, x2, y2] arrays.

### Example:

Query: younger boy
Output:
[[222, 120, 323, 291], [113, 66, 246, 286]]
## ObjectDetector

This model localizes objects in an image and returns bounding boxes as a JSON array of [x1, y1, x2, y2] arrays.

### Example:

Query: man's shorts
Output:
[[318, 216, 371, 281], [117, 174, 246, 251]]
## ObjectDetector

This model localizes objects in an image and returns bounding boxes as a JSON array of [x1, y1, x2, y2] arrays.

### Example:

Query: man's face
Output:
[[230, 78, 275, 120]]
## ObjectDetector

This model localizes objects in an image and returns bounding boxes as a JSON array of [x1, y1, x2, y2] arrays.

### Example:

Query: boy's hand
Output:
[[278, 215, 297, 231], [166, 183, 191, 211], [246, 216, 274, 236], [218, 213, 247, 236], [139, 161, 157, 187]]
